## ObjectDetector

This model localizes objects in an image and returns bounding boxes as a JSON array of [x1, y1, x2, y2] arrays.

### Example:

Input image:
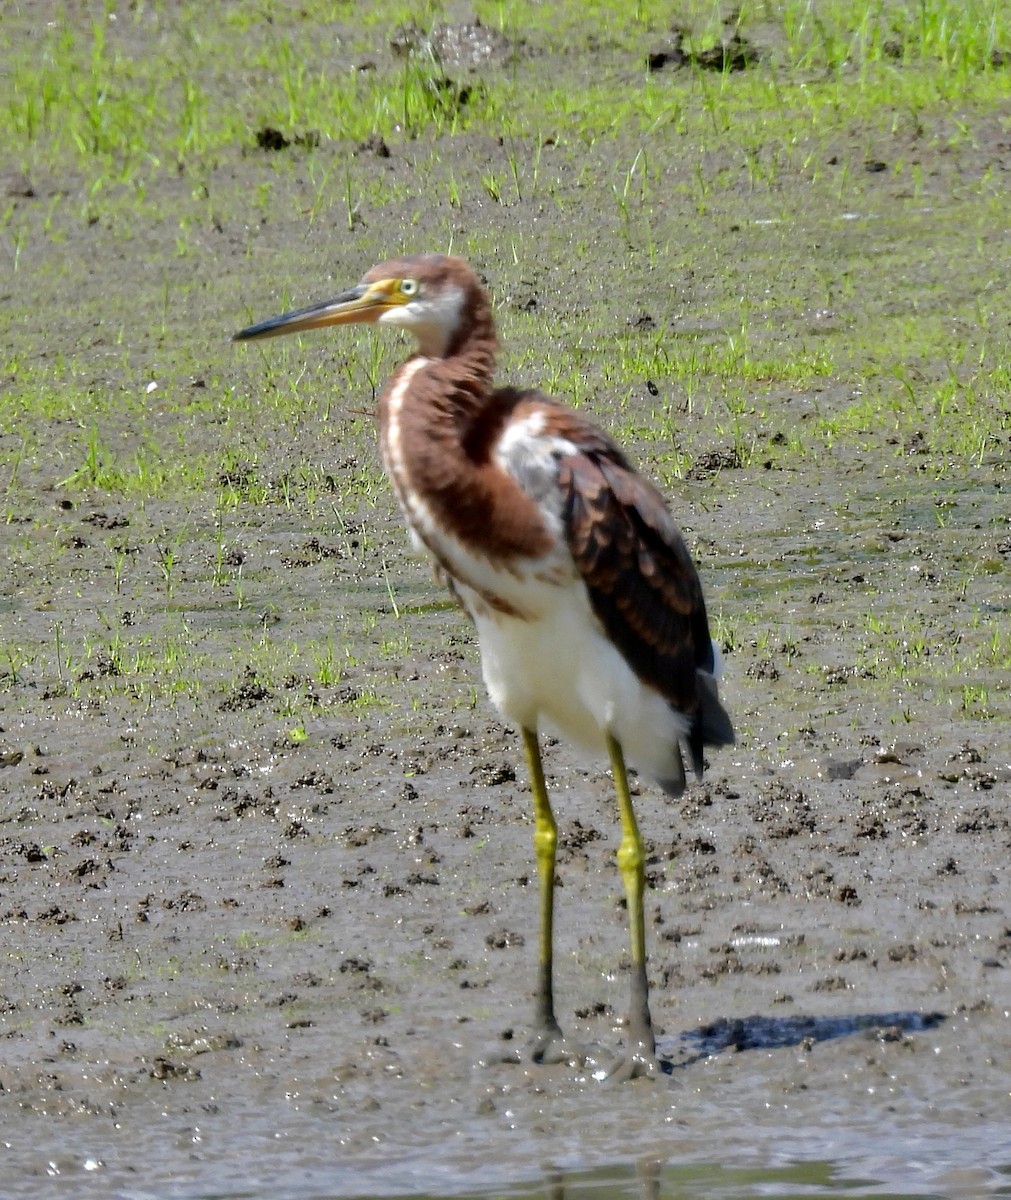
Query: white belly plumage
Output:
[[457, 573, 690, 788]]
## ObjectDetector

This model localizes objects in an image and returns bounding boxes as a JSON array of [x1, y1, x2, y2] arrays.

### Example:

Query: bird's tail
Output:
[[684, 663, 735, 783]]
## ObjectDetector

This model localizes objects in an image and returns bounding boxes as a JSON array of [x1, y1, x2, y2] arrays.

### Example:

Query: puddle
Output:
[[12, 1104, 1011, 1199]]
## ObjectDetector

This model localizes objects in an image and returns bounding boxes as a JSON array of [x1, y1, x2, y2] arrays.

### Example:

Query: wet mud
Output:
[[2, 7, 1011, 1199]]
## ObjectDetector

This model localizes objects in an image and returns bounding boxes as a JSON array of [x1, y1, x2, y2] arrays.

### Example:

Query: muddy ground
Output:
[[2, 6, 1011, 1199]]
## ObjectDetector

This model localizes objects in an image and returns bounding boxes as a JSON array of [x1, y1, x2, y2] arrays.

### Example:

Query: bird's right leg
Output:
[[605, 732, 659, 1080], [521, 726, 568, 1062]]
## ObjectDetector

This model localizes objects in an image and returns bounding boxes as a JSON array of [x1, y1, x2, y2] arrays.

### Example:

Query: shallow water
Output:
[[14, 1088, 1011, 1199]]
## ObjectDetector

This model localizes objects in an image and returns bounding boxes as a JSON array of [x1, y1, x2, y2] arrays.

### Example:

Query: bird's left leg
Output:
[[521, 726, 571, 1064], [606, 732, 660, 1079]]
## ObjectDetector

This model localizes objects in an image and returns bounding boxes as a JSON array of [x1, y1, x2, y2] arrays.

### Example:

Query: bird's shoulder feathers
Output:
[[490, 392, 733, 758]]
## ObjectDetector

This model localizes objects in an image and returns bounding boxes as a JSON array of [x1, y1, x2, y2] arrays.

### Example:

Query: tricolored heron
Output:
[[234, 254, 734, 1078]]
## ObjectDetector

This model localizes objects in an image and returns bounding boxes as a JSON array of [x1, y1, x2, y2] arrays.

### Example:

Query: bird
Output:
[[234, 254, 734, 1079]]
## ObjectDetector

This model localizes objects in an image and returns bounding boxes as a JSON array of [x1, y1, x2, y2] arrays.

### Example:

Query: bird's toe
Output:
[[530, 1027, 585, 1067], [600, 1048, 665, 1082]]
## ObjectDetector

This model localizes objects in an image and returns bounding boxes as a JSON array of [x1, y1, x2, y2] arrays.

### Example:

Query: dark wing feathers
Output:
[[559, 448, 734, 775]]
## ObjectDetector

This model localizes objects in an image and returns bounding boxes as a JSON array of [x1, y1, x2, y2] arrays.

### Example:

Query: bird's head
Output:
[[233, 253, 492, 359]]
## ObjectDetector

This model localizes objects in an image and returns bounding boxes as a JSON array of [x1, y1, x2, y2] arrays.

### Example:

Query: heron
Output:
[[234, 254, 734, 1079]]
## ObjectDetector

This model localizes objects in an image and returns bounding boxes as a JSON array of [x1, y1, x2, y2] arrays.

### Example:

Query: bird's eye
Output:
[[401, 278, 418, 297]]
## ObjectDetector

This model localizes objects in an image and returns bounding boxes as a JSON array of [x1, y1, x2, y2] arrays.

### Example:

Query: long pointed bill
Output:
[[232, 278, 400, 342]]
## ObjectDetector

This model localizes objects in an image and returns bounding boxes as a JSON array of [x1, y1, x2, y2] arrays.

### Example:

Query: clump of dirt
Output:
[[647, 27, 761, 72]]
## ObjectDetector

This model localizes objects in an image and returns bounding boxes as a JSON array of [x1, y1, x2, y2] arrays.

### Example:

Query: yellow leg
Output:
[[522, 726, 563, 1045], [606, 732, 657, 1066]]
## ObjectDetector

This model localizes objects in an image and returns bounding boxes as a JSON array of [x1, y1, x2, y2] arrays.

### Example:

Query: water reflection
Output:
[[402, 1148, 1008, 1200]]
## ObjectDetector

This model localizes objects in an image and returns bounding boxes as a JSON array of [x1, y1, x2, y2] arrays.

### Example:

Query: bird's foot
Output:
[[590, 1019, 665, 1082], [488, 1022, 586, 1068], [530, 1026, 586, 1067], [600, 1046, 663, 1082]]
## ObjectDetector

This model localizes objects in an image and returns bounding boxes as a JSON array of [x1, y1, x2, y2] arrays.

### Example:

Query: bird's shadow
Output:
[[661, 1009, 946, 1071]]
